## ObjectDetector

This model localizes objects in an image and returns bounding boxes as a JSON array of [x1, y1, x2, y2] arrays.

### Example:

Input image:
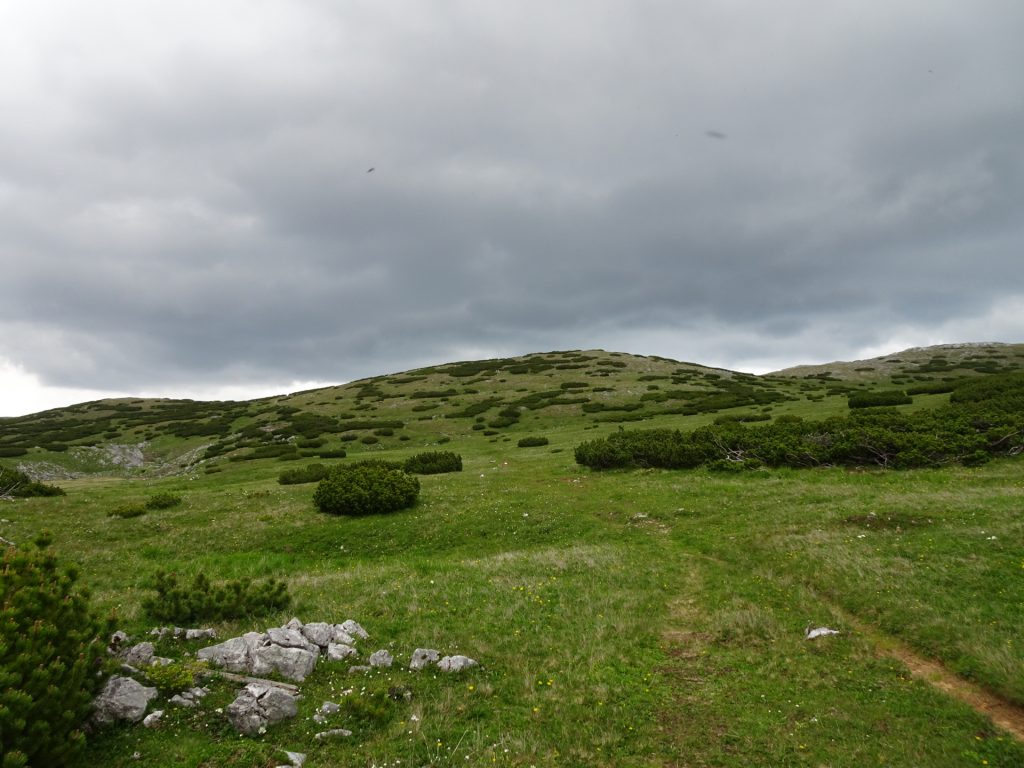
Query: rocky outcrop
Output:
[[197, 618, 370, 682]]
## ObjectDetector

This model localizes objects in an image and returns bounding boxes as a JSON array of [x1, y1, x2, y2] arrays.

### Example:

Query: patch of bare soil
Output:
[[879, 637, 1024, 741], [828, 609, 1024, 742]]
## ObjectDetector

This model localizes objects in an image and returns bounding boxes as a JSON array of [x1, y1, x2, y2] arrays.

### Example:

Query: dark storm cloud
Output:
[[1, 0, 1023, 401]]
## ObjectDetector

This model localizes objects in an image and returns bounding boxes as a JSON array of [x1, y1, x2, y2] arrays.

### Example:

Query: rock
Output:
[[331, 626, 356, 645], [340, 619, 368, 640], [409, 648, 440, 671], [142, 710, 164, 728], [319, 701, 340, 715], [169, 687, 209, 708], [226, 683, 299, 736], [280, 750, 307, 768], [197, 635, 256, 673], [150, 656, 174, 666], [267, 627, 318, 652], [805, 626, 840, 640], [253, 644, 318, 682], [92, 676, 158, 725], [109, 630, 130, 651], [301, 622, 334, 648], [314, 728, 353, 740], [185, 628, 216, 640], [437, 655, 478, 673], [285, 617, 304, 630], [120, 641, 156, 666], [369, 650, 393, 668], [326, 642, 357, 661], [348, 665, 371, 674], [197, 632, 266, 673]]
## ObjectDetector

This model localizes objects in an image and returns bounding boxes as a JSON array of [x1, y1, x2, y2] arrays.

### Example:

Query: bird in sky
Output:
[[705, 130, 727, 140], [367, 167, 375, 173]]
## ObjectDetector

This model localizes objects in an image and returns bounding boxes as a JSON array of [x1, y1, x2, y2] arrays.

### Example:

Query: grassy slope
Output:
[[2, 345, 1024, 766]]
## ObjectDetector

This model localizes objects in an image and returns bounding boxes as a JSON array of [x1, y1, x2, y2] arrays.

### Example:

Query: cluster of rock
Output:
[[92, 628, 216, 727], [151, 626, 217, 640], [91, 617, 480, 742], [109, 630, 174, 670], [197, 617, 369, 682]]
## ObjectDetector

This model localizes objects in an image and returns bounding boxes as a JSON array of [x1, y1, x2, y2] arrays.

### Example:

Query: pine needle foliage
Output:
[[0, 535, 110, 768]]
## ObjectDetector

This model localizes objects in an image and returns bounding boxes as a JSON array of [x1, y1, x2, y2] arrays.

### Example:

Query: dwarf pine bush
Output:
[[313, 463, 419, 516], [142, 571, 290, 625], [402, 451, 462, 475], [0, 535, 110, 768]]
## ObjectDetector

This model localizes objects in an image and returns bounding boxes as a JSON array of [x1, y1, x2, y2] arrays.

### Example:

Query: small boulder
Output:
[[226, 683, 299, 736], [185, 628, 216, 640], [121, 642, 155, 667], [92, 676, 158, 726], [805, 626, 840, 640], [254, 644, 318, 682], [300, 622, 334, 649], [326, 642, 357, 661], [368, 650, 393, 668], [409, 648, 440, 671], [142, 710, 164, 728], [340, 619, 369, 640], [331, 626, 356, 645], [314, 728, 353, 740], [267, 627, 318, 653], [437, 655, 478, 673]]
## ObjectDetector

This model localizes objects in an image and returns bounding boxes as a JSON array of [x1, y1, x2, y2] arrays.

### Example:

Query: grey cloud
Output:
[[2, 1, 1023, 395]]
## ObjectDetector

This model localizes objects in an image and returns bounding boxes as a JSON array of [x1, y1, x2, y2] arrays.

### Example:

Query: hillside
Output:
[[6, 342, 1020, 479], [771, 341, 1024, 381], [2, 344, 1024, 766]]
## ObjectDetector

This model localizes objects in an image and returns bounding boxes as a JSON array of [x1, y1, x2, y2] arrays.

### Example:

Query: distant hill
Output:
[[771, 342, 1024, 381], [1, 343, 1021, 478]]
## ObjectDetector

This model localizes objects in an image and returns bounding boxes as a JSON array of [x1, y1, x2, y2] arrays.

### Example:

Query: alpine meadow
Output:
[[2, 343, 1024, 767]]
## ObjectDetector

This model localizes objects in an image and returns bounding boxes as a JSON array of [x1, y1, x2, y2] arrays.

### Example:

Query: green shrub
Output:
[[373, 428, 394, 437], [108, 504, 146, 519], [145, 492, 183, 510], [278, 463, 329, 485], [142, 571, 290, 624], [0, 466, 65, 498], [403, 451, 462, 474], [360, 436, 379, 445], [317, 449, 348, 459], [313, 463, 419, 516], [0, 535, 111, 767], [143, 659, 205, 694], [517, 436, 549, 448]]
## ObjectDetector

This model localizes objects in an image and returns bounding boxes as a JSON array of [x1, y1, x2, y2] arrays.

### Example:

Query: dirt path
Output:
[[859, 623, 1024, 742]]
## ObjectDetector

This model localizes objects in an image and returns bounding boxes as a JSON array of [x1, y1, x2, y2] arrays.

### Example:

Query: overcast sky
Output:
[[2, 1, 1023, 416]]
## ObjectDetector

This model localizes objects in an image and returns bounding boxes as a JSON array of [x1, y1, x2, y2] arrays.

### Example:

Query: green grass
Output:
[[3, 345, 1024, 766]]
